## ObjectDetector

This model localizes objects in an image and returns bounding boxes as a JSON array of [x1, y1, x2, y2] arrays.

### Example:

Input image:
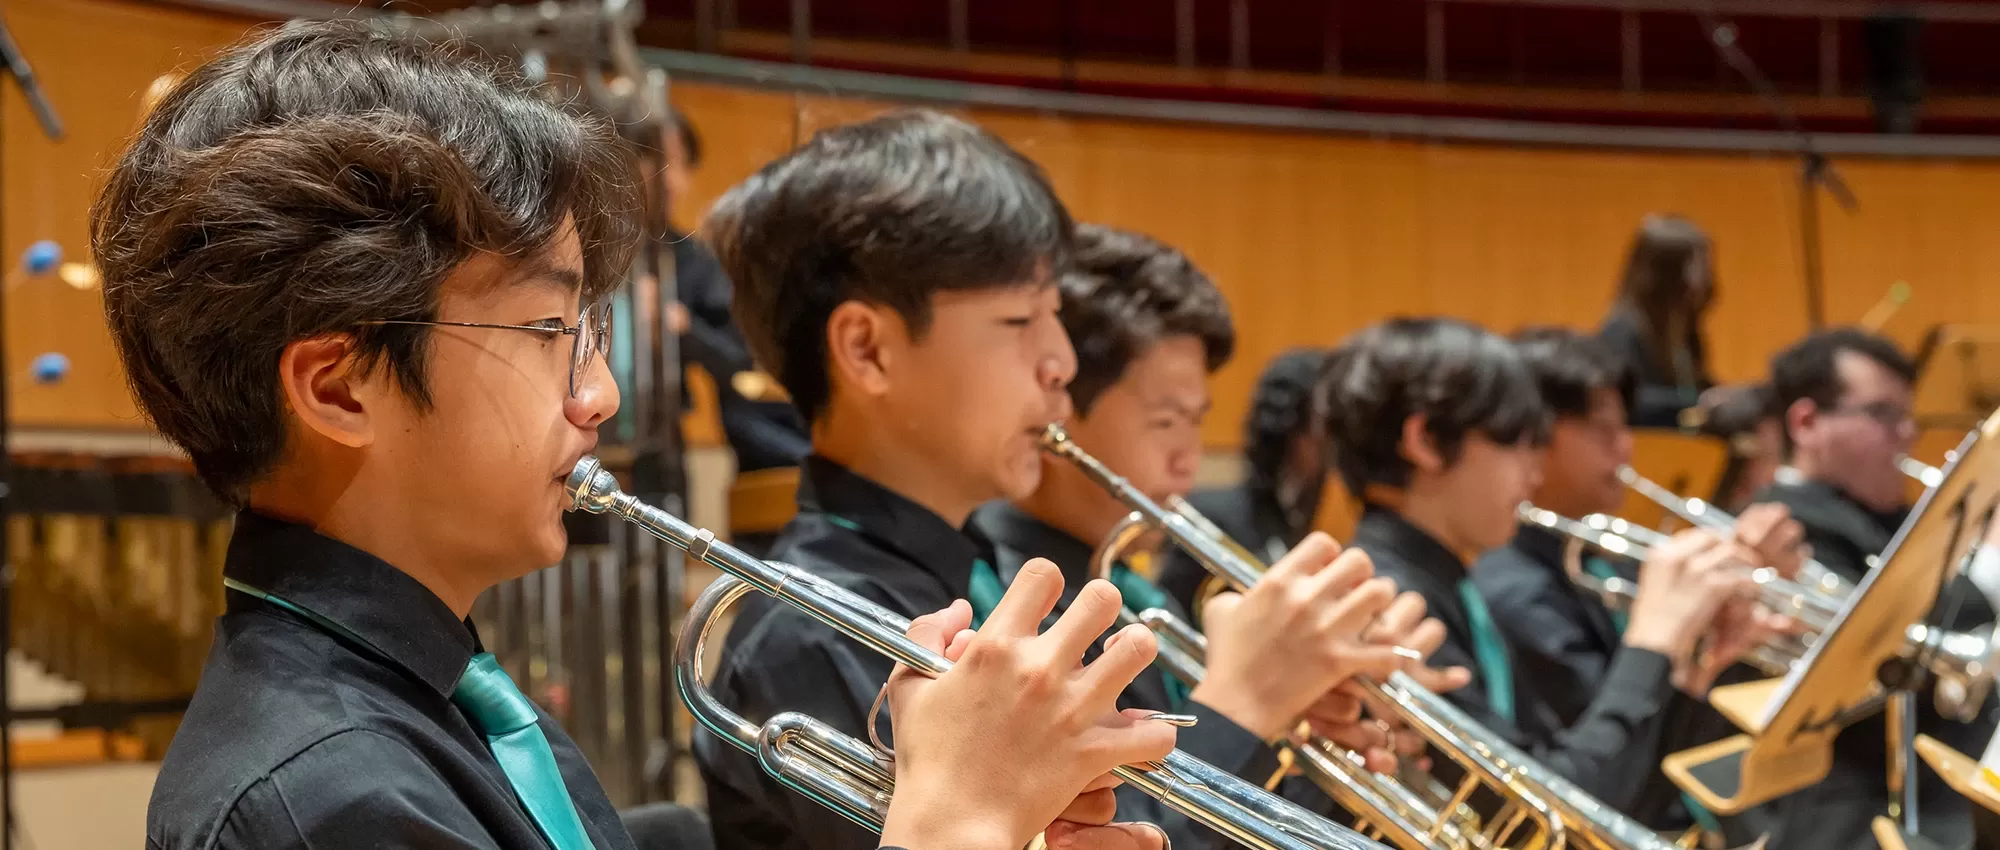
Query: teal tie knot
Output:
[[454, 653, 542, 737]]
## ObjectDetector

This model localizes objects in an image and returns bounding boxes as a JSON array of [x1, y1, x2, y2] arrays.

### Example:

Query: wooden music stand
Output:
[[1667, 413, 2000, 818], [1914, 325, 2000, 433]]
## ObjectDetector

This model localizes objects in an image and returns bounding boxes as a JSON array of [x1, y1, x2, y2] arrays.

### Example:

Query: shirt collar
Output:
[[222, 510, 477, 698], [974, 502, 1098, 591], [1354, 505, 1471, 584], [796, 454, 985, 599]]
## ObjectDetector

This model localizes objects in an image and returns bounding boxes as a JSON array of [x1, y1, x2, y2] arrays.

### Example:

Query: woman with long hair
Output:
[[1598, 214, 1718, 428]]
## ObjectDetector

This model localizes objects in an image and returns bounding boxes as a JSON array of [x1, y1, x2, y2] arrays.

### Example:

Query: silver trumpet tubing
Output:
[[1617, 466, 1854, 600], [563, 455, 1386, 850], [1096, 517, 1483, 850], [1042, 424, 1582, 850], [1516, 503, 2000, 722], [1898, 455, 1946, 490]]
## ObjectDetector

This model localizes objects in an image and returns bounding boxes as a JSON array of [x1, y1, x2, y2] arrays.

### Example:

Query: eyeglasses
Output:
[[360, 300, 613, 398], [1827, 400, 1913, 429]]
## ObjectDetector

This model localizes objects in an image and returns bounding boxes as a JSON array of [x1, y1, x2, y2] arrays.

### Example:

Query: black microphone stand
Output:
[[0, 11, 62, 850], [1699, 10, 1855, 332]]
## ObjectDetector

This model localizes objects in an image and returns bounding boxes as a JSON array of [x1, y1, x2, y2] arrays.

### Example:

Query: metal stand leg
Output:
[[1890, 689, 1922, 835]]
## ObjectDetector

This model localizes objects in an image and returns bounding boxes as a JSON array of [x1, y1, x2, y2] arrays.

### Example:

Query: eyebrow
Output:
[[517, 256, 586, 296]]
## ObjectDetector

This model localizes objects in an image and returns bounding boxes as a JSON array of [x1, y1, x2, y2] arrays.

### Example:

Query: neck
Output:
[[247, 462, 488, 619], [1791, 455, 1898, 514], [1393, 487, 1480, 565], [1018, 461, 1128, 553], [814, 406, 987, 529]]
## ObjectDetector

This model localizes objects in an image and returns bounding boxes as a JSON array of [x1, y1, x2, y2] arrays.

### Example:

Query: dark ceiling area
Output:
[[629, 0, 2000, 135]]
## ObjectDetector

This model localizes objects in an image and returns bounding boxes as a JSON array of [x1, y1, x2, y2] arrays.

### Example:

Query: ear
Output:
[[1398, 413, 1444, 473], [824, 300, 897, 401], [1784, 398, 1817, 448], [277, 334, 377, 449]]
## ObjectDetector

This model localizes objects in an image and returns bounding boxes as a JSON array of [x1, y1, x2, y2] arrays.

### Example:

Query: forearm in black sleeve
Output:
[[1527, 647, 1677, 814]]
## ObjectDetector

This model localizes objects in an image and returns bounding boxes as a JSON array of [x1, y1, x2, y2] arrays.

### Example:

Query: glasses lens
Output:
[[569, 302, 613, 397]]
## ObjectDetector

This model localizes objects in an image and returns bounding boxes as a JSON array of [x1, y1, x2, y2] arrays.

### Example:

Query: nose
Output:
[[567, 353, 621, 429], [1043, 323, 1078, 391]]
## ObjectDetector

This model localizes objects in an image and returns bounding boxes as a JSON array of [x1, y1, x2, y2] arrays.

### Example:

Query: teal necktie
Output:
[[967, 558, 1191, 710], [1582, 557, 1631, 632], [1455, 579, 1516, 725], [454, 654, 598, 850]]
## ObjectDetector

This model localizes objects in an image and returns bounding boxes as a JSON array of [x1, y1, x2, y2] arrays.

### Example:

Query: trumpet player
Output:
[[1472, 327, 1794, 838], [105, 29, 1176, 850], [1152, 347, 1333, 618], [698, 111, 1219, 850], [971, 225, 1463, 845], [1744, 327, 2000, 850], [1315, 318, 1781, 821]]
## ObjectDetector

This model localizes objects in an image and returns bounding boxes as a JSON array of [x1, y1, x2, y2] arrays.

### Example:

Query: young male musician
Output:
[[102, 24, 1172, 850], [1315, 317, 1777, 819], [696, 111, 1263, 850], [1153, 347, 1331, 619], [1471, 327, 1784, 836], [970, 226, 1456, 845], [1746, 327, 1999, 850]]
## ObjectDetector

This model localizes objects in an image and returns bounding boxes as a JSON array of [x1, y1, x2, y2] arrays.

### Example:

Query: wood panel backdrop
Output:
[[10, 0, 2000, 452]]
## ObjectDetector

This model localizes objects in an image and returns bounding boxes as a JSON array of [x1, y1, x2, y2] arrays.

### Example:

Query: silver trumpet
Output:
[[1039, 425, 1592, 850], [563, 456, 1387, 850], [1516, 503, 2000, 722], [1617, 466, 1854, 600], [1898, 455, 1946, 490]]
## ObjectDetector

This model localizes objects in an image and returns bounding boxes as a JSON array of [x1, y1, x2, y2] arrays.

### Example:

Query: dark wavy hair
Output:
[[1059, 224, 1235, 416], [92, 19, 638, 501], [1242, 348, 1328, 499]]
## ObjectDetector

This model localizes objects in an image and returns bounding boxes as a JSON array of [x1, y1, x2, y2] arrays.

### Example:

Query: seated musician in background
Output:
[[1154, 347, 1331, 620], [972, 225, 1464, 845], [105, 25, 1176, 850], [1315, 317, 1785, 820], [1746, 327, 1999, 850], [1597, 214, 1724, 429], [653, 108, 809, 476], [1472, 327, 1786, 840], [697, 110, 1201, 850]]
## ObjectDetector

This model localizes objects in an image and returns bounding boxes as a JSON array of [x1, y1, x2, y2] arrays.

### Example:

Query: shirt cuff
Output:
[[1182, 699, 1284, 785], [1598, 647, 1677, 716]]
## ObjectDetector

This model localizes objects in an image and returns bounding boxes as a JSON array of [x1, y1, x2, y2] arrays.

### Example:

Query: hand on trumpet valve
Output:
[[1190, 532, 1408, 742], [1624, 531, 1795, 696], [879, 560, 1177, 850], [1731, 502, 1810, 580], [1362, 589, 1473, 696]]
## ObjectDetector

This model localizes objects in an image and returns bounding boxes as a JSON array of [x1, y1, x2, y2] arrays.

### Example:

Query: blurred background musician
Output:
[[1315, 317, 1783, 823], [972, 224, 1418, 847], [1598, 214, 1721, 429], [1154, 347, 1332, 623], [1745, 327, 2000, 850], [651, 108, 809, 487], [1471, 326, 1753, 841]]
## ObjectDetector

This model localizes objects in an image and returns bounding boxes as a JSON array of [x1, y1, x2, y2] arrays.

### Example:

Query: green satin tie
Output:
[[1455, 579, 1516, 725], [1582, 557, 1631, 632], [454, 654, 598, 850]]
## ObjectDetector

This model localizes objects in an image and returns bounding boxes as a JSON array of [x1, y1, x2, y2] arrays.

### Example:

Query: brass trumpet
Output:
[[563, 456, 1388, 850], [1515, 503, 2000, 722]]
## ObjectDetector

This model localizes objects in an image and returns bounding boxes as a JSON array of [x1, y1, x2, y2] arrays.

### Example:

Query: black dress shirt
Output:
[[1154, 484, 1301, 628], [670, 231, 808, 473], [1741, 480, 1999, 850], [1472, 524, 1740, 833], [146, 512, 636, 850], [1350, 507, 1677, 818], [972, 502, 1311, 849], [1597, 310, 1712, 429], [696, 456, 994, 850]]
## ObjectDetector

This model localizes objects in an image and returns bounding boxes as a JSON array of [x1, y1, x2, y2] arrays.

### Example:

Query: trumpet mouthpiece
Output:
[[564, 456, 622, 514], [1038, 422, 1071, 450]]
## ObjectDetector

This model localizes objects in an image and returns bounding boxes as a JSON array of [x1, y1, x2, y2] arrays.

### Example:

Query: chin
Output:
[[996, 454, 1044, 503]]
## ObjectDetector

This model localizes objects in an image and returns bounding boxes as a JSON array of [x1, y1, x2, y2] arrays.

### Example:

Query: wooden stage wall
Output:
[[11, 0, 2000, 451]]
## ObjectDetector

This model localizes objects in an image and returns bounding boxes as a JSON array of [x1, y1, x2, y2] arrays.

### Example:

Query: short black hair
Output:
[[1242, 348, 1328, 499], [708, 109, 1073, 421], [1060, 224, 1234, 416], [1770, 327, 1917, 454], [669, 106, 702, 167], [91, 19, 637, 501], [1315, 318, 1549, 497], [1510, 325, 1635, 419]]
